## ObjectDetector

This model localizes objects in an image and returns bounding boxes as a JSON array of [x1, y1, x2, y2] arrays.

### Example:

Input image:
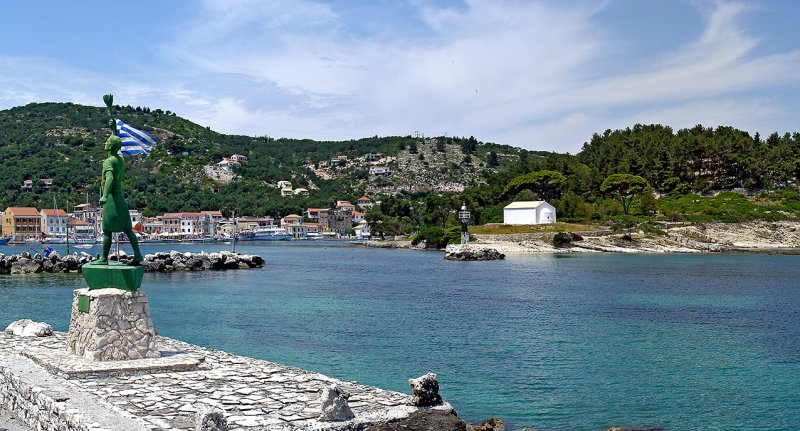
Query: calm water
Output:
[[1, 242, 799, 430]]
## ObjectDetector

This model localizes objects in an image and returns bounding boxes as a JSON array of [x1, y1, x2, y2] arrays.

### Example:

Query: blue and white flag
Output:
[[115, 119, 157, 156]]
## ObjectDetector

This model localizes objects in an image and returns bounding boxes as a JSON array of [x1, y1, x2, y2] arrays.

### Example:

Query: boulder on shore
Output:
[[366, 409, 467, 431], [4, 319, 53, 337]]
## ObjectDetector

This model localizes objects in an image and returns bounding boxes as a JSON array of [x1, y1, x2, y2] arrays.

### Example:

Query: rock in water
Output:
[[444, 247, 505, 261], [318, 384, 355, 421], [409, 373, 443, 406], [195, 406, 228, 431]]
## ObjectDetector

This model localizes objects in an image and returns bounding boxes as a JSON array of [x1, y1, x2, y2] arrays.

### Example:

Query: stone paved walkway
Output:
[[0, 332, 448, 430]]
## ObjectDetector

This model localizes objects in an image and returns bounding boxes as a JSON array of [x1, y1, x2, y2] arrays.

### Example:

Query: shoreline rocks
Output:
[[444, 246, 505, 261], [0, 250, 264, 275]]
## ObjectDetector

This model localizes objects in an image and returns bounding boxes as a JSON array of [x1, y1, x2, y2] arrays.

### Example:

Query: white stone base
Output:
[[67, 288, 159, 361]]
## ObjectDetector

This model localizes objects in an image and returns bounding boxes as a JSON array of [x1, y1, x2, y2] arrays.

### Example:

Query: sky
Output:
[[1, 0, 799, 153]]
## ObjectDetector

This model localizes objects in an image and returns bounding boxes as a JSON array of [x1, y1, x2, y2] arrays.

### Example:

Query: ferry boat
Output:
[[0, 236, 10, 245], [246, 226, 292, 241]]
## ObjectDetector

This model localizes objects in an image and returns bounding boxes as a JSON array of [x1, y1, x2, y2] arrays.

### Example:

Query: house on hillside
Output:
[[369, 166, 390, 175], [357, 196, 372, 207], [503, 201, 556, 225], [217, 159, 241, 170], [230, 154, 248, 163], [364, 153, 383, 162], [331, 155, 348, 167]]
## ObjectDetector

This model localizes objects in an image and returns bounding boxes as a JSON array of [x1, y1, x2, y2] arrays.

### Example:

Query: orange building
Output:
[[2, 207, 42, 242]]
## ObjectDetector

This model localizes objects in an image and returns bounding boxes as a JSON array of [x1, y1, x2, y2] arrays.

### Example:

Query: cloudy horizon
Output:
[[1, 0, 799, 153]]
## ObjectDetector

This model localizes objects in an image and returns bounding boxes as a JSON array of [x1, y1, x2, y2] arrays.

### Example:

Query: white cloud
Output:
[[1, 1, 799, 153]]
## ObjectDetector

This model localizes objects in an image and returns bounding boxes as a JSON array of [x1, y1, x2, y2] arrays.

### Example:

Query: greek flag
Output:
[[116, 119, 157, 156]]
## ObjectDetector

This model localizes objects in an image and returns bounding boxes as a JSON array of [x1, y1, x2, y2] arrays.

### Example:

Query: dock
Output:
[[0, 331, 452, 430]]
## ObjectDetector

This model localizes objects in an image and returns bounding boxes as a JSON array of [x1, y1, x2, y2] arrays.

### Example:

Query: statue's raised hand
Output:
[[100, 195, 108, 205]]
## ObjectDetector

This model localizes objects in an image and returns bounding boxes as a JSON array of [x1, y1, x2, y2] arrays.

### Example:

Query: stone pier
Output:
[[0, 331, 453, 430]]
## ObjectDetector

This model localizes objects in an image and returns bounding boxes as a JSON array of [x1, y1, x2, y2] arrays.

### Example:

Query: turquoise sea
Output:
[[1, 242, 799, 430]]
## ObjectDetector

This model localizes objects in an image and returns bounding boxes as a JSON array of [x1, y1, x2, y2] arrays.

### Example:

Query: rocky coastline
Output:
[[367, 220, 800, 255], [0, 250, 264, 275]]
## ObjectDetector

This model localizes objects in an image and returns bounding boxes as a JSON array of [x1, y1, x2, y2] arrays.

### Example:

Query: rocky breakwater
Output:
[[136, 250, 264, 272], [0, 251, 89, 274], [0, 250, 264, 274], [444, 245, 505, 261]]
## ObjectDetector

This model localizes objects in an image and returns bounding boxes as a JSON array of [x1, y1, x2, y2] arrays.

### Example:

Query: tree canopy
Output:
[[600, 174, 649, 215], [504, 170, 567, 201]]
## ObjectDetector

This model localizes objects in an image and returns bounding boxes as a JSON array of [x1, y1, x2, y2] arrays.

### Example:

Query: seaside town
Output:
[[0, 196, 377, 244]]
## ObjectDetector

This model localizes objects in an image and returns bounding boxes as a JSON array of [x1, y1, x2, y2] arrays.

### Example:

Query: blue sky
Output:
[[1, 0, 799, 153]]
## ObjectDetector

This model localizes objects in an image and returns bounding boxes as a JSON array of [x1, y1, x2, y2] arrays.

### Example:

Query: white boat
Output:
[[250, 226, 292, 241]]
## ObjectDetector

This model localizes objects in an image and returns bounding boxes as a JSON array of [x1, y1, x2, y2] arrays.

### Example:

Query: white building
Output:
[[503, 201, 556, 225], [217, 159, 241, 170], [40, 209, 69, 235], [369, 166, 390, 175], [180, 213, 204, 235]]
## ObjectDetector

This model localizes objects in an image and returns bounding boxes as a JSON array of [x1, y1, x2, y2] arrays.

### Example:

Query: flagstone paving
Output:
[[0, 332, 448, 430]]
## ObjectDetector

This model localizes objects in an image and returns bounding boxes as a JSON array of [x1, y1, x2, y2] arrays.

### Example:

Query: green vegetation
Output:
[[411, 226, 461, 248], [3, 102, 800, 235], [600, 174, 649, 215]]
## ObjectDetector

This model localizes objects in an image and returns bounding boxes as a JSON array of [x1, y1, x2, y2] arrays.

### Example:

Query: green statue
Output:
[[97, 95, 143, 265]]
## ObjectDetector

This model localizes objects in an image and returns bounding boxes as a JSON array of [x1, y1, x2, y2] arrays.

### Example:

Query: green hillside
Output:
[[0, 102, 521, 217]]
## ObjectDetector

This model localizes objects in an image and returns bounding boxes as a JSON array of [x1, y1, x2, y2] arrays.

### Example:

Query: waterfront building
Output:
[[162, 213, 181, 233], [143, 217, 163, 235], [129, 210, 142, 226], [284, 223, 307, 239], [352, 211, 365, 223], [306, 208, 323, 220], [2, 207, 42, 241], [237, 217, 275, 232], [201, 210, 224, 236], [503, 201, 557, 224], [72, 204, 100, 236], [69, 219, 92, 237], [280, 214, 303, 226], [305, 222, 320, 237], [40, 209, 69, 236], [319, 209, 351, 235], [179, 213, 204, 235], [354, 221, 371, 238]]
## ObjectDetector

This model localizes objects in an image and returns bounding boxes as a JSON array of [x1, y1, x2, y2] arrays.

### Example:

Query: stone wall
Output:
[[67, 288, 159, 361], [0, 363, 90, 431]]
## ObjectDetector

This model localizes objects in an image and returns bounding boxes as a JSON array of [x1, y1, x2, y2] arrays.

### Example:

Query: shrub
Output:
[[412, 226, 462, 248]]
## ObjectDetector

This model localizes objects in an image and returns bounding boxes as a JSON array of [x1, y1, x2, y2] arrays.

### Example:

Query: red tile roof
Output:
[[41, 209, 68, 217], [5, 207, 40, 216]]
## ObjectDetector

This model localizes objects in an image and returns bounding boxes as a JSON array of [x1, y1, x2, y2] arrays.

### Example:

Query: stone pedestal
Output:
[[67, 288, 159, 361]]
